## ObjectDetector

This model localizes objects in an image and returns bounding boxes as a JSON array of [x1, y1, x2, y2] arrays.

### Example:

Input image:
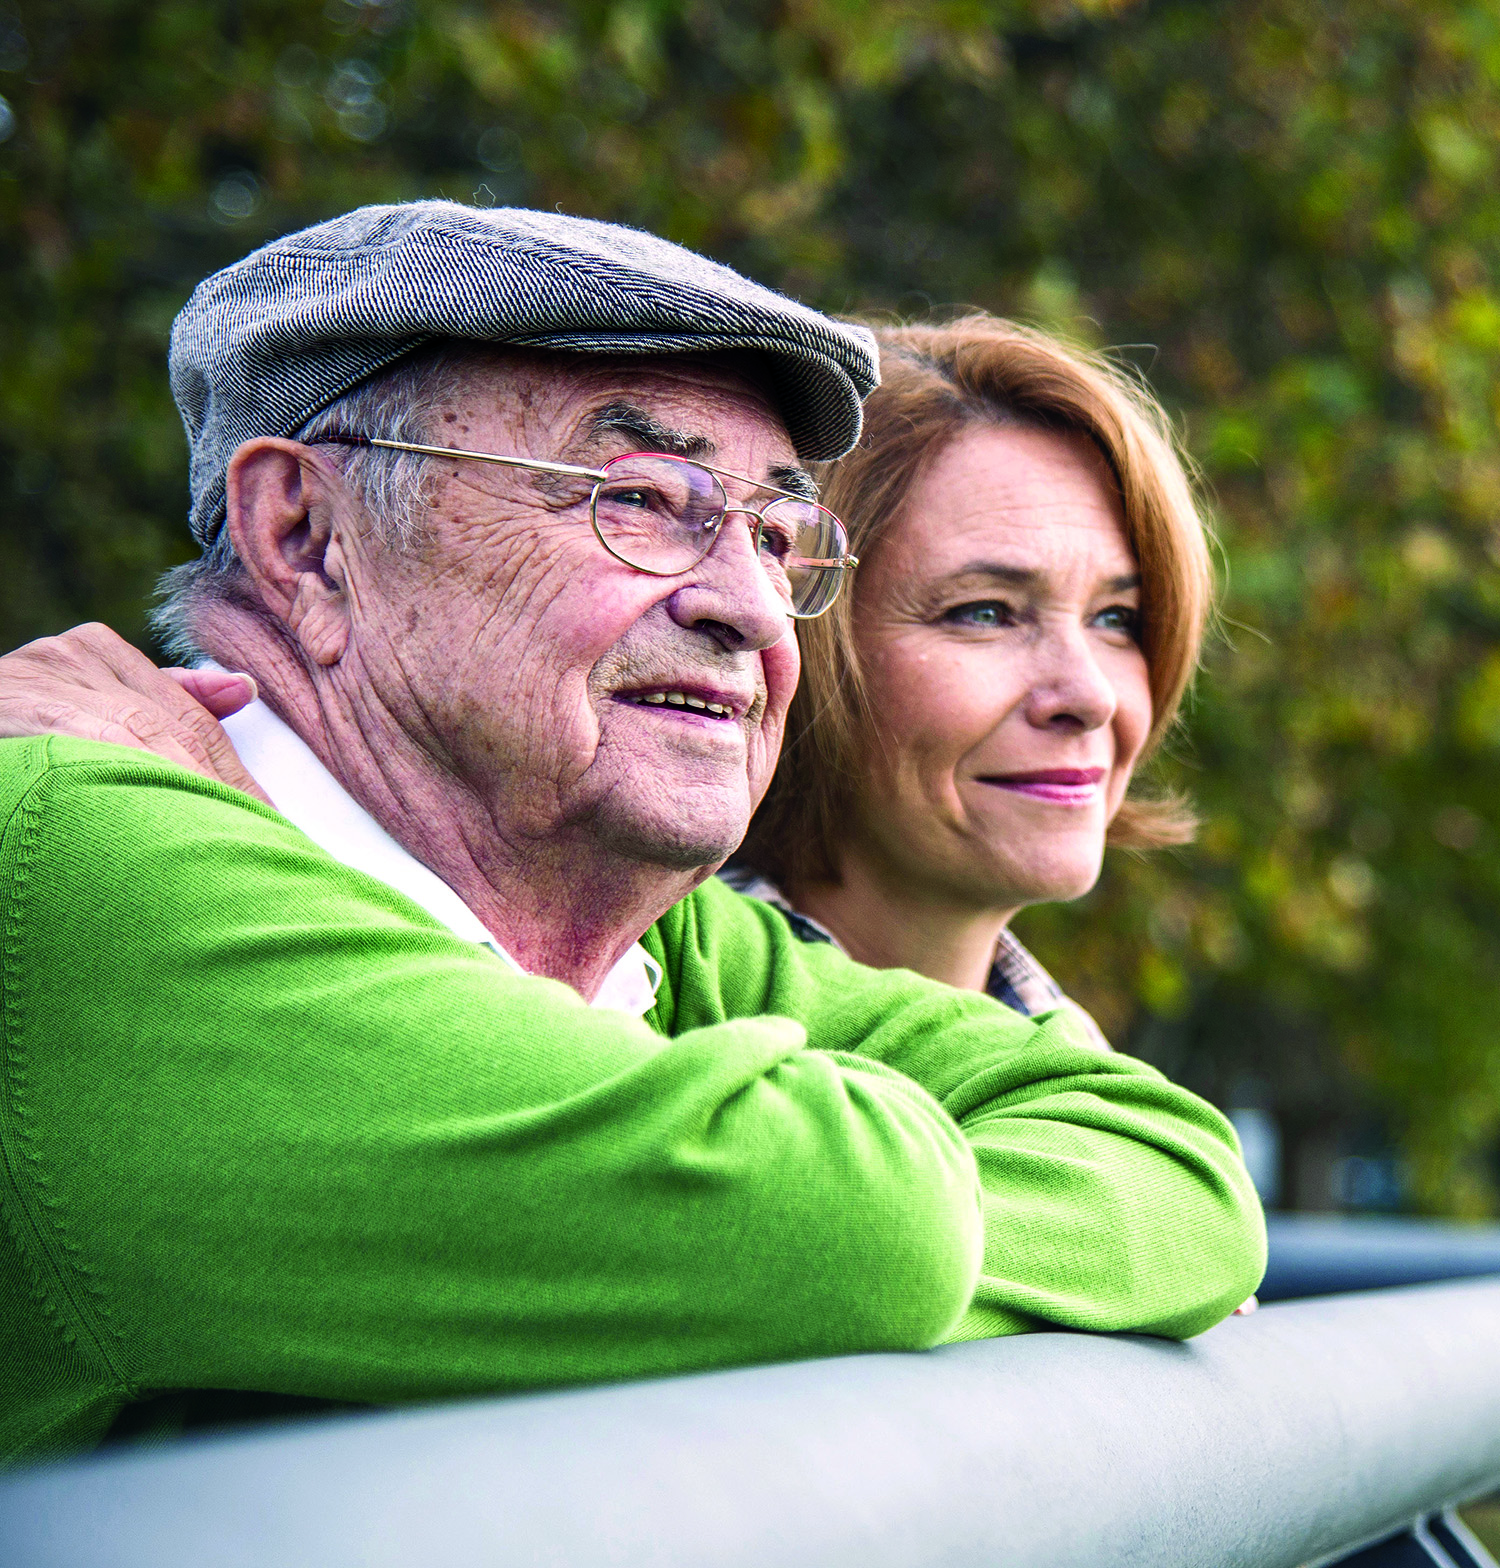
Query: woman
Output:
[[726, 315, 1214, 1047]]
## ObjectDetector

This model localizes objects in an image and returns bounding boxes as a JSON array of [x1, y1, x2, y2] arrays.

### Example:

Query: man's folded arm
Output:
[[0, 741, 984, 1434], [653, 880, 1268, 1341]]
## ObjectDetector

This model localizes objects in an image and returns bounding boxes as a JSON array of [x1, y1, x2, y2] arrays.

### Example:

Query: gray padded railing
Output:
[[3, 1275, 1500, 1568], [1261, 1213, 1500, 1301]]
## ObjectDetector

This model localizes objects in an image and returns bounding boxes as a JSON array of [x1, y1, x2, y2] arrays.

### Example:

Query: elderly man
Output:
[[0, 202, 1263, 1467]]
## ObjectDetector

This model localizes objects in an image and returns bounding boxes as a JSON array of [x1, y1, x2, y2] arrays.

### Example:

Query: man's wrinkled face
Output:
[[342, 353, 804, 873]]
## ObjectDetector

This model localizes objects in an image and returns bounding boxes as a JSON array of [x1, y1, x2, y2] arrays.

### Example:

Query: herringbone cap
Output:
[[169, 200, 879, 545]]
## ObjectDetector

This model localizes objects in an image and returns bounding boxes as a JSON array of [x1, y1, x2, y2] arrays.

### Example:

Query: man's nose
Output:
[[664, 510, 790, 652], [1022, 623, 1118, 733]]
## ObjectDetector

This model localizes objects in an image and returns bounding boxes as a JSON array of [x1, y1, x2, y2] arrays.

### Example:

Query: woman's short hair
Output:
[[742, 313, 1216, 891]]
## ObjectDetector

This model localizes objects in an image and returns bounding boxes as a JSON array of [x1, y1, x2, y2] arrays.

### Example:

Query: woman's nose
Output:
[[1022, 625, 1118, 733]]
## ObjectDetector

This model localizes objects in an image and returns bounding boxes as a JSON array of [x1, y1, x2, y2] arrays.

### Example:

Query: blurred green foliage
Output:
[[5, 0, 1500, 1210]]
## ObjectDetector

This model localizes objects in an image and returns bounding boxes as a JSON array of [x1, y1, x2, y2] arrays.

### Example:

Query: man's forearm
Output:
[[657, 879, 1267, 1340]]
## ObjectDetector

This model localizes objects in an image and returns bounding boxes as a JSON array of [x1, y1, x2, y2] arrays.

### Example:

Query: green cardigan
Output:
[[0, 738, 1265, 1465]]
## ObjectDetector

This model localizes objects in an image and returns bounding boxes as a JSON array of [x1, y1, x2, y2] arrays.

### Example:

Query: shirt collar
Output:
[[215, 694, 662, 1017], [718, 867, 1109, 1050]]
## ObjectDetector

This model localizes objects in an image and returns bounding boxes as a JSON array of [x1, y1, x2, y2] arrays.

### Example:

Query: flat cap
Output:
[[170, 200, 879, 545]]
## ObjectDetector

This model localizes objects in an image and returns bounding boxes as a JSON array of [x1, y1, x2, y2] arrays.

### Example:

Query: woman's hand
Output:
[[0, 623, 270, 805]]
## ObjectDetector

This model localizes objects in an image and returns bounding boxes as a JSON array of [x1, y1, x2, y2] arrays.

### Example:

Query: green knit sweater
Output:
[[0, 738, 1265, 1465]]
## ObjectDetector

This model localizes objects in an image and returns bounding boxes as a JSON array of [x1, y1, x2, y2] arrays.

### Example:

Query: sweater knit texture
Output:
[[0, 738, 1266, 1465]]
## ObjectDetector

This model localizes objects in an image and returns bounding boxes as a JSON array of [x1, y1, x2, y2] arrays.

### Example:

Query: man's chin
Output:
[[594, 803, 749, 876]]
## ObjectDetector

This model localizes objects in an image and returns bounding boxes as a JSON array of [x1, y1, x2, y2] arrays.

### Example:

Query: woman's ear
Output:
[[224, 438, 352, 666]]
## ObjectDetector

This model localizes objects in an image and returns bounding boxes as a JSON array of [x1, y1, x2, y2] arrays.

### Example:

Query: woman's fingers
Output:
[[0, 624, 273, 806], [162, 667, 259, 719], [113, 698, 273, 806]]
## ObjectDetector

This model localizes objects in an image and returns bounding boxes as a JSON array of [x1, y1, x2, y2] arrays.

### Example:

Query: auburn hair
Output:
[[741, 314, 1216, 891]]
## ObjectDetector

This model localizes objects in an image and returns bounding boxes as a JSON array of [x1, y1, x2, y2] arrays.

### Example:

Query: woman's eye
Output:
[[944, 600, 1014, 628], [1093, 604, 1141, 637]]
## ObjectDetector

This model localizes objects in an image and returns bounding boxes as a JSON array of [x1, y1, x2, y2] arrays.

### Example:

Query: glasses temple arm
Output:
[[314, 435, 607, 483]]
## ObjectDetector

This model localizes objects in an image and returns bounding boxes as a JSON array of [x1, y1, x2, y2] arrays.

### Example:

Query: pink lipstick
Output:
[[980, 767, 1105, 805]]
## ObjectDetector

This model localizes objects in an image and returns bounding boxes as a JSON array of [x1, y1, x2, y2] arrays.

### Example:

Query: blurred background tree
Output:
[[5, 0, 1500, 1213]]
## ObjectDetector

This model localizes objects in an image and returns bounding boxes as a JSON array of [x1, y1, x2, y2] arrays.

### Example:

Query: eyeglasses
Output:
[[315, 436, 858, 618]]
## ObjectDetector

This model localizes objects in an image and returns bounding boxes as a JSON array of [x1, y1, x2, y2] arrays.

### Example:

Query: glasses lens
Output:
[[758, 499, 851, 617], [592, 455, 726, 575]]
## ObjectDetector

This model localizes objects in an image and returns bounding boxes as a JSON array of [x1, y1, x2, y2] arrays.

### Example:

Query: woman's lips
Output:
[[978, 767, 1107, 805]]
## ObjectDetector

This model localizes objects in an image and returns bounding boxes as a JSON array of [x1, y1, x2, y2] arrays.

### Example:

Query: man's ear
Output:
[[224, 438, 353, 667]]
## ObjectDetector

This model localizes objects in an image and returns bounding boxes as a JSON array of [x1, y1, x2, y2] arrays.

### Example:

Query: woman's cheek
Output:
[[879, 634, 953, 705], [1110, 650, 1154, 773]]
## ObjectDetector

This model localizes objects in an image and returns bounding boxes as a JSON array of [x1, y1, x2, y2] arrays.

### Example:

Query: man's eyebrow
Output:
[[769, 464, 819, 502], [586, 402, 818, 500], [587, 402, 714, 459], [945, 563, 1142, 592]]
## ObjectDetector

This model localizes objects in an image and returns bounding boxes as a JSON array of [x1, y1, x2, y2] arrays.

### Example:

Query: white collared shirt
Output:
[[216, 698, 662, 1017]]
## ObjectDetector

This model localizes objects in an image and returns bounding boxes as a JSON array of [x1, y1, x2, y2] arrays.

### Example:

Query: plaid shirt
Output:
[[718, 869, 1111, 1051]]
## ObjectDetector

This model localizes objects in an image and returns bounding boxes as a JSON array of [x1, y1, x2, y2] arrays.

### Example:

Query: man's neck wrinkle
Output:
[[195, 606, 685, 1004], [196, 608, 327, 757]]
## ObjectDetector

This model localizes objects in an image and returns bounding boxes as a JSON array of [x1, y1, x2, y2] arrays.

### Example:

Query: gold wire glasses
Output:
[[317, 436, 858, 618]]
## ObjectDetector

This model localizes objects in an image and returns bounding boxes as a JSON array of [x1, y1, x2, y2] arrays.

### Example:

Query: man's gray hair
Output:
[[152, 346, 465, 663]]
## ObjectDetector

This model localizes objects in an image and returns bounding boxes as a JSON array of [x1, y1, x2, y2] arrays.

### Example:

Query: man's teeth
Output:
[[635, 691, 733, 716]]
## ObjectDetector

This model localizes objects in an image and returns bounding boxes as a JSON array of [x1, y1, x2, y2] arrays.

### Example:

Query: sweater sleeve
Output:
[[0, 740, 984, 1449], [647, 878, 1267, 1341]]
